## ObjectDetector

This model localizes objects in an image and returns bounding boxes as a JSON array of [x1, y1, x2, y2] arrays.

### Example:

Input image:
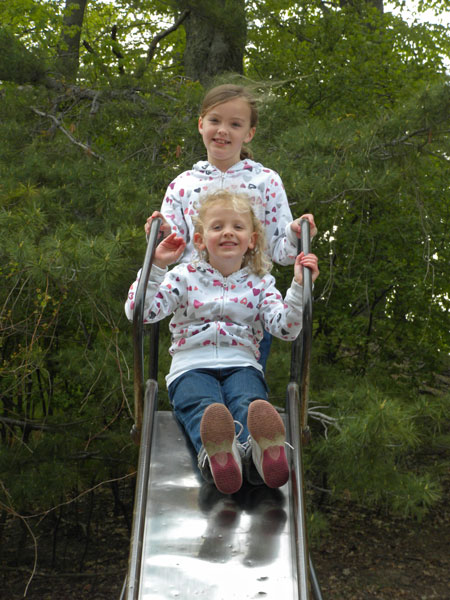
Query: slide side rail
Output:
[[124, 219, 162, 600], [288, 219, 323, 600]]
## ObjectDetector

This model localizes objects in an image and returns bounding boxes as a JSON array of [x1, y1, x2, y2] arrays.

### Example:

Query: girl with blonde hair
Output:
[[126, 190, 319, 495]]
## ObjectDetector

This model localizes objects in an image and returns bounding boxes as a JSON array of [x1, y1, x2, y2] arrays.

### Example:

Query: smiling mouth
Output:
[[213, 138, 230, 145]]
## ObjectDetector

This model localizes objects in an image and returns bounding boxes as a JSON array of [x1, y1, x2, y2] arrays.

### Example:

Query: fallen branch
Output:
[[0, 416, 55, 432], [308, 403, 342, 439], [0, 416, 99, 432], [31, 107, 104, 160]]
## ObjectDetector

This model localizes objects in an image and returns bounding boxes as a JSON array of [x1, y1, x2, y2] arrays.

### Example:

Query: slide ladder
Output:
[[121, 220, 323, 600]]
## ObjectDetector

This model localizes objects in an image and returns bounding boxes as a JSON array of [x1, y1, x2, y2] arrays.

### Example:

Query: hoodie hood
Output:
[[161, 158, 298, 266], [192, 159, 260, 178]]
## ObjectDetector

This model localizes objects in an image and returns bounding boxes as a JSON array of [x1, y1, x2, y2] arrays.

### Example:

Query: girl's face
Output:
[[198, 98, 256, 172], [194, 202, 257, 276]]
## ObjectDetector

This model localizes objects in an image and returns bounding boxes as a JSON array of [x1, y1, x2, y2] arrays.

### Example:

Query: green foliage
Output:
[[0, 414, 137, 513], [305, 367, 448, 519], [254, 79, 450, 380], [0, 27, 47, 84]]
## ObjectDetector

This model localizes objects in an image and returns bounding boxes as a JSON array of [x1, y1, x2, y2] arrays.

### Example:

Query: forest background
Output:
[[0, 0, 449, 597]]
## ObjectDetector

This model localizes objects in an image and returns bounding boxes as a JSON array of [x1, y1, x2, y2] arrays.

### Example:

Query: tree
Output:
[[55, 0, 89, 81], [179, 0, 247, 83]]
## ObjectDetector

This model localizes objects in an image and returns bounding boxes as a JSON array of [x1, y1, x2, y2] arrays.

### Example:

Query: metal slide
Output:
[[121, 220, 323, 600]]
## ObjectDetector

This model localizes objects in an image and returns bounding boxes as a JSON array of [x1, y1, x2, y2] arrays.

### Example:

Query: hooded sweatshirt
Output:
[[125, 261, 303, 386], [160, 159, 299, 266]]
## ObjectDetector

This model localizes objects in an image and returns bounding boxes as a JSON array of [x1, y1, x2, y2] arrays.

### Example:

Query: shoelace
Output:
[[200, 448, 208, 469], [244, 434, 294, 451]]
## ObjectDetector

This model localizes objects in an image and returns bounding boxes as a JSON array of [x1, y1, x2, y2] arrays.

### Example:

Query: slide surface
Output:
[[138, 411, 301, 600]]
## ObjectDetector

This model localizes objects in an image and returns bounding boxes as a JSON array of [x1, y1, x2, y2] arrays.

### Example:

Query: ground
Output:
[[1, 480, 449, 599], [313, 492, 449, 599]]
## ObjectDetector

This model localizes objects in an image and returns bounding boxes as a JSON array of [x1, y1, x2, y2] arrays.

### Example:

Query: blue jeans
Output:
[[168, 367, 269, 453], [258, 329, 273, 372]]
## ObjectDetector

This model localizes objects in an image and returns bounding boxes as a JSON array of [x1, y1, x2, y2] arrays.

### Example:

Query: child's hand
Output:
[[290, 214, 317, 239], [153, 233, 186, 268], [294, 251, 319, 285], [145, 211, 172, 239]]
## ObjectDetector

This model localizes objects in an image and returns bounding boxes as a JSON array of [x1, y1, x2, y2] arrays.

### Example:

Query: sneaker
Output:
[[242, 442, 264, 486], [200, 403, 243, 495], [247, 400, 289, 489]]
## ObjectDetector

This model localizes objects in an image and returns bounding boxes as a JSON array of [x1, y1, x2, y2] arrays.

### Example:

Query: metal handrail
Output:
[[130, 218, 162, 444], [287, 381, 310, 599], [124, 219, 162, 599], [288, 218, 323, 600], [290, 218, 313, 443], [125, 379, 158, 600]]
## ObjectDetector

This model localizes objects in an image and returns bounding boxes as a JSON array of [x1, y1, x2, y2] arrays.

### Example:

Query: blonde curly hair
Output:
[[192, 190, 272, 276]]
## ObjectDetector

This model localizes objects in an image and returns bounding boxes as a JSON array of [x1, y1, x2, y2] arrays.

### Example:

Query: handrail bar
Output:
[[290, 218, 313, 442], [309, 554, 323, 600], [124, 219, 162, 599], [125, 379, 158, 600], [299, 218, 313, 441], [131, 218, 162, 443], [287, 381, 310, 599], [288, 218, 323, 600]]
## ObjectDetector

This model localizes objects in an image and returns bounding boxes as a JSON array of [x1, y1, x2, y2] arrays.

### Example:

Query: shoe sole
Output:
[[247, 400, 289, 488], [200, 403, 242, 495]]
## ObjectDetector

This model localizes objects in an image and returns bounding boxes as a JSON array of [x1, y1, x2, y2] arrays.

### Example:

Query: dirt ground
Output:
[[1, 479, 449, 600], [313, 493, 450, 599]]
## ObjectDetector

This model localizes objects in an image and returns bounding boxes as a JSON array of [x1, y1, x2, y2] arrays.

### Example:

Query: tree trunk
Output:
[[369, 0, 384, 12], [181, 0, 246, 85], [55, 0, 89, 82]]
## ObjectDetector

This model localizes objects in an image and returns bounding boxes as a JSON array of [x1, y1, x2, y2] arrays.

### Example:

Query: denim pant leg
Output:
[[220, 366, 269, 445], [258, 329, 273, 372], [168, 369, 224, 453]]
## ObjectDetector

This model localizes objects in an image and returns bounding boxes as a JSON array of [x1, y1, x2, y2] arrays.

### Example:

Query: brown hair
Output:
[[200, 84, 259, 160], [193, 190, 272, 276]]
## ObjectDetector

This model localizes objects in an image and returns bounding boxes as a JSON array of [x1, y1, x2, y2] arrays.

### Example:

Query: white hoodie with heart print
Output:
[[160, 159, 299, 266], [125, 260, 303, 386]]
